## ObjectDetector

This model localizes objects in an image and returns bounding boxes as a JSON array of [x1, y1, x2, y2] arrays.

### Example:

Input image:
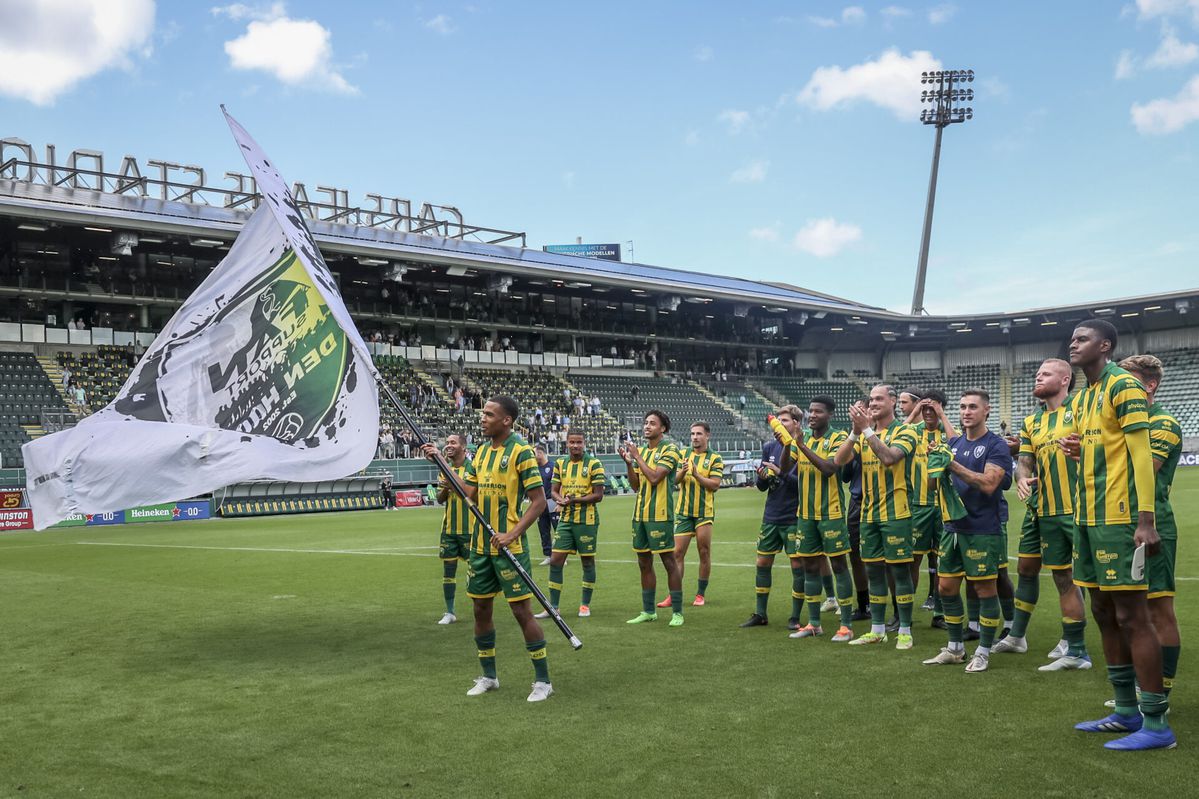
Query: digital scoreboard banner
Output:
[[543, 243, 622, 261], [53, 500, 212, 528]]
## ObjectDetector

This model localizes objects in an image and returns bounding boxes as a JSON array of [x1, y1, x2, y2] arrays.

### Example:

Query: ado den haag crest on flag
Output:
[[22, 109, 379, 529]]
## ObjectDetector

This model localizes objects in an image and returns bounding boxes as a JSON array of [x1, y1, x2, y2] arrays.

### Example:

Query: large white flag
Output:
[[23, 109, 381, 529]]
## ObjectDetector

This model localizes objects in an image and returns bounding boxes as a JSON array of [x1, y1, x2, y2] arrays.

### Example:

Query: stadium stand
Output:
[[756, 376, 866, 428], [55, 345, 137, 411], [1154, 349, 1199, 437], [0, 351, 70, 467]]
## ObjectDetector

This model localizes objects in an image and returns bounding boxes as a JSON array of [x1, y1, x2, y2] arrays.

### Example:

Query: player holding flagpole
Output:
[[420, 395, 555, 702], [434, 434, 471, 625]]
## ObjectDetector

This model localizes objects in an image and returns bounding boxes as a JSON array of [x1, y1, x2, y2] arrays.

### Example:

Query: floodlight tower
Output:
[[910, 68, 974, 316]]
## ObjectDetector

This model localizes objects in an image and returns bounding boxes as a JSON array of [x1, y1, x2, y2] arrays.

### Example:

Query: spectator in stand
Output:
[[572, 395, 585, 416], [589, 395, 601, 416], [400, 430, 413, 459], [61, 365, 72, 390], [380, 426, 395, 459], [739, 394, 747, 411]]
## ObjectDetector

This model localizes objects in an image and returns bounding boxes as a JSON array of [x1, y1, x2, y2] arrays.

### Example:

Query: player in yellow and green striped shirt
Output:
[[901, 387, 956, 619], [784, 396, 856, 642], [1120, 355, 1183, 702], [423, 395, 554, 703], [833, 384, 920, 650], [992, 358, 1090, 668], [1064, 320, 1172, 749], [669, 422, 724, 606], [547, 432, 607, 617], [621, 409, 686, 626], [435, 433, 471, 625]]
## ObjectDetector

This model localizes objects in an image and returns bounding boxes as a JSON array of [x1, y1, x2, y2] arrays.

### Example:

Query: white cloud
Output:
[[1146, 25, 1199, 67], [842, 6, 867, 24], [928, 3, 956, 24], [562, 171, 575, 189], [1131, 74, 1199, 133], [882, 5, 912, 18], [694, 45, 713, 62], [220, 4, 357, 94], [1136, 0, 1199, 24], [749, 225, 781, 242], [0, 0, 155, 106], [425, 14, 455, 35], [810, 6, 867, 27], [797, 48, 941, 120], [793, 218, 862, 257], [730, 160, 769, 184], [683, 129, 700, 146], [718, 108, 752, 133], [979, 76, 1010, 100], [1115, 50, 1137, 78]]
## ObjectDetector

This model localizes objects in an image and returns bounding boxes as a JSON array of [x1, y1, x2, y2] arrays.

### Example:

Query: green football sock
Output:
[[942, 593, 964, 647], [642, 588, 656, 614], [999, 595, 1015, 627], [1009, 574, 1039, 638], [822, 573, 835, 597], [1108, 663, 1138, 717], [754, 566, 772, 617], [892, 564, 914, 628], [581, 561, 596, 606], [835, 569, 854, 627], [1139, 691, 1169, 731], [476, 631, 497, 679], [548, 563, 564, 610], [866, 562, 888, 626], [1162, 644, 1180, 696], [979, 595, 1001, 650], [697, 578, 709, 597], [1063, 617, 1087, 657], [967, 594, 980, 628], [791, 569, 805, 620], [805, 569, 823, 626], [526, 639, 550, 683], [670, 589, 683, 614], [442, 560, 458, 614]]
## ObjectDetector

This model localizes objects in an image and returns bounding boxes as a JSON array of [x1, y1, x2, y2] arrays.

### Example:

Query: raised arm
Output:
[[948, 460, 1008, 494]]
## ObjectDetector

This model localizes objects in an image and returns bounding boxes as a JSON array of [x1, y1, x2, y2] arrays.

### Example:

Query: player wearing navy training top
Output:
[[923, 389, 1013, 673]]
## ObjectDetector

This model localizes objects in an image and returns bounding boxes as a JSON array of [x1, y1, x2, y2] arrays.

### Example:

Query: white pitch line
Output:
[[72, 540, 1199, 581]]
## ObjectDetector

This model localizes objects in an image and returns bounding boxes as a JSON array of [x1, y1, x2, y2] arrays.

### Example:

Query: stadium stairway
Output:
[[693, 380, 771, 440], [999, 372, 1013, 429]]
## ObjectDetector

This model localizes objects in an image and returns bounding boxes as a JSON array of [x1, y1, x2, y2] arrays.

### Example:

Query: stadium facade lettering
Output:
[[0, 136, 467, 234]]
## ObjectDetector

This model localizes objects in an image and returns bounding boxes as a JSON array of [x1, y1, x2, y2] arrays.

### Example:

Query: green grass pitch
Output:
[[3, 472, 1196, 797]]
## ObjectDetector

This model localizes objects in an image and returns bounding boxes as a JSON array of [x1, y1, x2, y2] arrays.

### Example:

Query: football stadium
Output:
[[2, 3, 1198, 797]]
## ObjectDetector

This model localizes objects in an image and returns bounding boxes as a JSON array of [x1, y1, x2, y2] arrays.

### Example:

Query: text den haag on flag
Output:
[[22, 109, 380, 530]]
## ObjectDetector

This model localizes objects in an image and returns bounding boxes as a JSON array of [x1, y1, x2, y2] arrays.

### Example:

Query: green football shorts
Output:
[[553, 520, 599, 556], [467, 549, 533, 603], [861, 518, 914, 564], [938, 530, 1005, 580], [910, 504, 942, 555], [632, 520, 675, 554], [439, 531, 471, 561], [1072, 523, 1146, 592], [1147, 534, 1177, 599], [797, 517, 851, 557], [674, 515, 714, 536], [756, 522, 800, 558], [1017, 512, 1075, 570]]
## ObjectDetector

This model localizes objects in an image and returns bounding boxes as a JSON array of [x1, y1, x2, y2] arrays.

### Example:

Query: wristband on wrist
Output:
[[848, 432, 858, 443], [862, 426, 876, 439]]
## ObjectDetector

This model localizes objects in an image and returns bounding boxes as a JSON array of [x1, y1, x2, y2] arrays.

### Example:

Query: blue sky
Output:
[[2, 0, 1198, 315]]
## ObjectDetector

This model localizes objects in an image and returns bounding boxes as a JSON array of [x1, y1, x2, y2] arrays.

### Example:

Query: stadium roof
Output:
[[1, 177, 1196, 341]]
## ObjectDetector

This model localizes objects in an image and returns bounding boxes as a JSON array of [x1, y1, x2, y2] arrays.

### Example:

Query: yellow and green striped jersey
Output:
[[788, 428, 848, 521], [907, 422, 945, 506], [633, 441, 682, 522], [463, 434, 542, 555], [1149, 402, 1181, 532], [439, 461, 471, 535], [552, 454, 607, 525], [1018, 404, 1077, 517], [675, 448, 724, 519], [1066, 362, 1151, 526], [855, 420, 918, 523]]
